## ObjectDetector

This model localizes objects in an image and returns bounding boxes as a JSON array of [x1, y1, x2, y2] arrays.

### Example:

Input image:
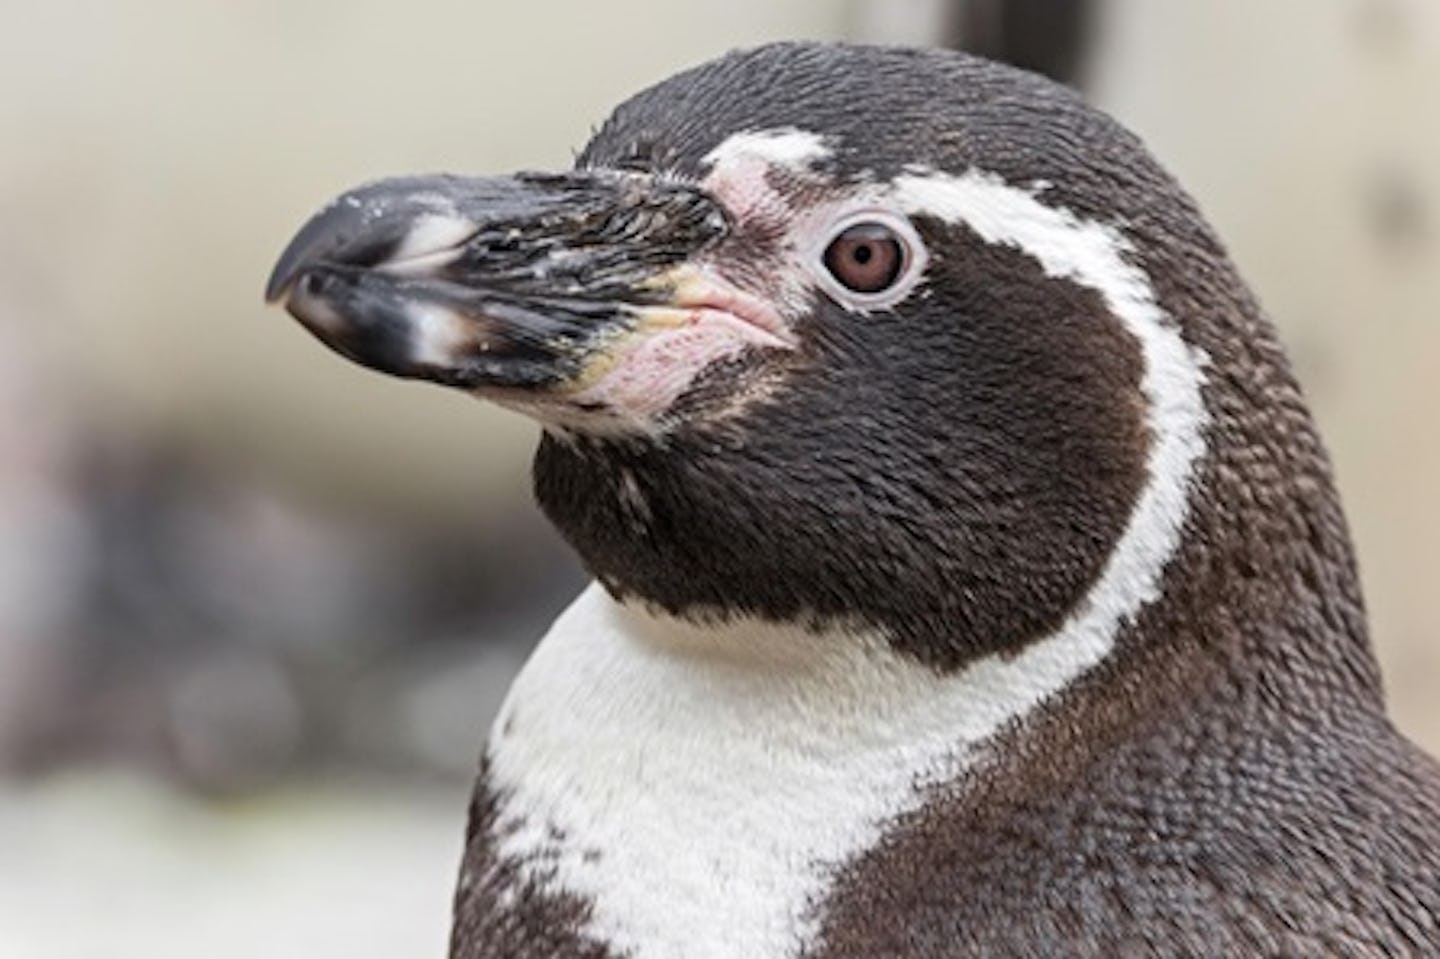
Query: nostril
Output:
[[298, 271, 327, 298]]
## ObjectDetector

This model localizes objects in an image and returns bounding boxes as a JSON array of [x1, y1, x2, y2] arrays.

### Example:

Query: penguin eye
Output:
[[822, 222, 908, 294]]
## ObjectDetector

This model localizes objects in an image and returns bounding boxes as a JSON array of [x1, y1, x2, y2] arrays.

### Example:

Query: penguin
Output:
[[266, 42, 1440, 959]]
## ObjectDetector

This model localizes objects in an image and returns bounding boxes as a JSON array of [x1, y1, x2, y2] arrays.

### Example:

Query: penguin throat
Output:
[[475, 584, 1115, 958]]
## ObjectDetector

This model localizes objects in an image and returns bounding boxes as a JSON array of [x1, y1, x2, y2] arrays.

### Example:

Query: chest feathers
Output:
[[469, 584, 1120, 958]]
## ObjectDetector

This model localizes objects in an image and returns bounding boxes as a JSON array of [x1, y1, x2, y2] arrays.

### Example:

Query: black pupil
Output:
[[823, 223, 906, 295]]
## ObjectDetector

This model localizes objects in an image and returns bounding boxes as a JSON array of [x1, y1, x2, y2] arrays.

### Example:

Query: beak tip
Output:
[[263, 277, 289, 306], [265, 244, 308, 305]]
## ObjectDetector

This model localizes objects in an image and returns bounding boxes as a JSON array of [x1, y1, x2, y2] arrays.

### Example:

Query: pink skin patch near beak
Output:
[[566, 268, 795, 427], [486, 137, 833, 433], [471, 267, 795, 435]]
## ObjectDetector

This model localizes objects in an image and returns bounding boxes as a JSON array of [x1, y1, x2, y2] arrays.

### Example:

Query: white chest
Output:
[[479, 585, 1115, 958]]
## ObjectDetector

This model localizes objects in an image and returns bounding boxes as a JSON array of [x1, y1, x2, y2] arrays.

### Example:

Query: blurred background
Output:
[[0, 0, 1435, 955]]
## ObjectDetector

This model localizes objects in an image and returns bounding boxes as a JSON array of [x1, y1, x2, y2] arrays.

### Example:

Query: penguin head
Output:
[[268, 43, 1372, 680]]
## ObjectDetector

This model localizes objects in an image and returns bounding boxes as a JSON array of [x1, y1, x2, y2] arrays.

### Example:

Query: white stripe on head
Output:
[[891, 167, 1210, 640], [479, 166, 1209, 958], [695, 129, 834, 273], [700, 127, 832, 172]]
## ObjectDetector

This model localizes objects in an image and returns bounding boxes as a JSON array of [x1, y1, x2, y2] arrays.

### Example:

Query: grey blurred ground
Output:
[[0, 772, 460, 958], [0, 1, 1435, 955]]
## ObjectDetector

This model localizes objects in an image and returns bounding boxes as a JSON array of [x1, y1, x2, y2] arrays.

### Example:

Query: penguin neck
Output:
[[498, 581, 1092, 751], [479, 582, 1118, 958]]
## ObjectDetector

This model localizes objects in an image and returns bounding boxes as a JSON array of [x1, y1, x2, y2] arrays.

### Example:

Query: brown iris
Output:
[[822, 222, 908, 294]]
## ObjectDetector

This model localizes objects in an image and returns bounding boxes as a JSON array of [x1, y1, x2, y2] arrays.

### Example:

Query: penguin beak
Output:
[[266, 171, 781, 396]]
